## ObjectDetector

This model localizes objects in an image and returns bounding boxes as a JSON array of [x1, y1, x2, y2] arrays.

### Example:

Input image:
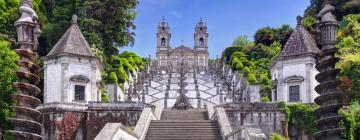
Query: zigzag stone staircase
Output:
[[145, 109, 221, 140]]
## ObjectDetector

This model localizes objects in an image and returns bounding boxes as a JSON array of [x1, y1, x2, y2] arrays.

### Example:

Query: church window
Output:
[[289, 85, 300, 102], [162, 27, 165, 30], [200, 27, 203, 31], [199, 38, 204, 46], [74, 85, 85, 101], [161, 37, 166, 46]]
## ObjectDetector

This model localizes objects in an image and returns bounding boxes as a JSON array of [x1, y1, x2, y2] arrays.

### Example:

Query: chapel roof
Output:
[[279, 16, 320, 58], [170, 45, 195, 53], [47, 15, 95, 57]]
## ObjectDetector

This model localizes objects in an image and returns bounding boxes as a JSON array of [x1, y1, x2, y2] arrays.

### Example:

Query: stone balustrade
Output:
[[94, 123, 138, 140], [214, 107, 233, 139], [133, 108, 157, 140]]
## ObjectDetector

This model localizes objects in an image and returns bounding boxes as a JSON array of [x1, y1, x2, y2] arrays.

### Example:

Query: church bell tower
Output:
[[194, 18, 208, 52], [156, 17, 171, 67], [157, 17, 171, 51]]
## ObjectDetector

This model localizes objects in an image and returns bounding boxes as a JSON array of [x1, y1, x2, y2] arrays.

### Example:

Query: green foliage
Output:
[[232, 35, 254, 47], [304, 0, 360, 21], [339, 101, 360, 140], [235, 61, 243, 70], [254, 25, 293, 46], [105, 51, 146, 85], [270, 133, 288, 140], [302, 16, 317, 33], [288, 104, 318, 134], [0, 40, 19, 131], [261, 96, 270, 102], [248, 73, 256, 84], [39, 0, 138, 57], [223, 35, 282, 97], [278, 101, 291, 123], [254, 27, 275, 46], [117, 63, 128, 83], [275, 24, 294, 46], [105, 72, 118, 84], [222, 46, 246, 63], [101, 88, 109, 103], [0, 0, 20, 41], [337, 14, 360, 101], [277, 102, 318, 137], [0, 0, 45, 44]]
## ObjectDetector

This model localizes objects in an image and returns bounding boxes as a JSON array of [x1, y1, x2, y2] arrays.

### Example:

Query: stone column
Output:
[[9, 0, 42, 139], [314, 1, 345, 140], [277, 66, 284, 102], [305, 63, 312, 103]]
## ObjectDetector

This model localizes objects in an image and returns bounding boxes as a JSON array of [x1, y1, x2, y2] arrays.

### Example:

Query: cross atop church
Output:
[[181, 40, 184, 45]]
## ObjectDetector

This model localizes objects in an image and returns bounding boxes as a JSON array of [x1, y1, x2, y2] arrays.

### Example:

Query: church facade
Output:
[[156, 18, 209, 71]]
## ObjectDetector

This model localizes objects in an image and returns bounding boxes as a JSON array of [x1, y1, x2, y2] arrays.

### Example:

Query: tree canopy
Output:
[[0, 40, 18, 132]]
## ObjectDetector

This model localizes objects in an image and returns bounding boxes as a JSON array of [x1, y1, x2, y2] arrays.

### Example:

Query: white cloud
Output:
[[169, 10, 183, 18]]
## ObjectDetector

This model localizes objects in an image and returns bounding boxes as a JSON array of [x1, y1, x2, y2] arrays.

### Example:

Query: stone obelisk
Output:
[[9, 0, 42, 139], [314, 0, 345, 140]]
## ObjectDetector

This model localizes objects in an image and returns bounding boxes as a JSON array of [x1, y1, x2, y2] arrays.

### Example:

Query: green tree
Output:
[[274, 24, 294, 47], [232, 35, 254, 47], [304, 0, 360, 21], [0, 40, 19, 132], [339, 101, 360, 140], [0, 0, 45, 45], [302, 16, 317, 33], [337, 14, 360, 101], [39, 0, 138, 58], [254, 27, 276, 46]]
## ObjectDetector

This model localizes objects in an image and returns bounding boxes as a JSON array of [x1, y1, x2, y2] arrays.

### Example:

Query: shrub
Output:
[[261, 96, 270, 102], [270, 133, 288, 140]]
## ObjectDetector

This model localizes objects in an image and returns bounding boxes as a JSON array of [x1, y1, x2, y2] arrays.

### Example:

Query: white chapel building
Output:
[[42, 15, 103, 104], [270, 16, 320, 103]]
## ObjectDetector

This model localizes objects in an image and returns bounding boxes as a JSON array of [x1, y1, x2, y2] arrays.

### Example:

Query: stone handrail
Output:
[[214, 107, 233, 140], [133, 107, 157, 140], [94, 123, 138, 140], [152, 99, 163, 120], [205, 102, 215, 120], [225, 127, 245, 140]]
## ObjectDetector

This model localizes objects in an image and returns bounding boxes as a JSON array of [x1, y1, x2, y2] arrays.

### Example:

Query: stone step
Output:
[[151, 120, 216, 122], [145, 110, 221, 140], [145, 136, 221, 140], [147, 131, 220, 135], [161, 110, 209, 120]]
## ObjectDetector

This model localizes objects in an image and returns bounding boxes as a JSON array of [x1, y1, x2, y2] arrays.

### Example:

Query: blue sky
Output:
[[121, 0, 310, 58]]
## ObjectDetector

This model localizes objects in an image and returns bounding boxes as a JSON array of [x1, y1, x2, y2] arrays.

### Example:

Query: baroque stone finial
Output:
[[72, 15, 78, 24], [296, 16, 303, 25], [17, 0, 38, 22], [322, 0, 333, 8], [318, 0, 336, 22]]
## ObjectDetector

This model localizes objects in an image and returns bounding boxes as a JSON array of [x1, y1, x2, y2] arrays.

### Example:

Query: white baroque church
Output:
[[156, 17, 209, 71]]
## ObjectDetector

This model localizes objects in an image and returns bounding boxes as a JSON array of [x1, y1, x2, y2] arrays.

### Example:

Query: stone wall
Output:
[[221, 103, 286, 137], [37, 102, 147, 140]]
